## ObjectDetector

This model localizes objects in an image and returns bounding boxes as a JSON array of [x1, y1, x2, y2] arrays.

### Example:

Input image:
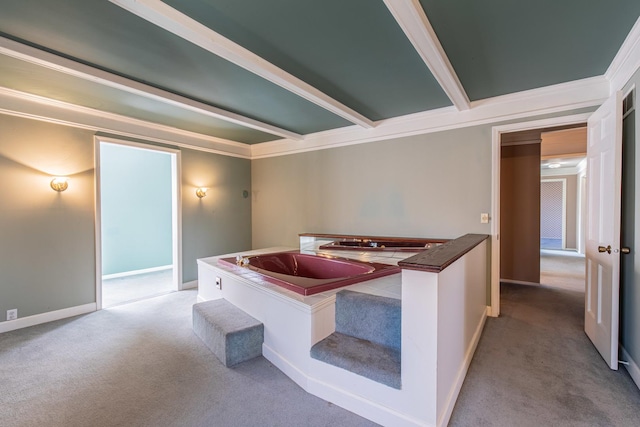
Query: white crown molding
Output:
[[383, 0, 470, 110], [0, 87, 252, 159], [251, 77, 607, 159], [606, 16, 640, 93], [109, 0, 375, 129], [0, 36, 300, 141], [541, 166, 581, 177]]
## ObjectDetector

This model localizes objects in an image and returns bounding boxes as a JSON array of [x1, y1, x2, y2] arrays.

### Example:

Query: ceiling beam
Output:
[[383, 0, 470, 111], [0, 36, 302, 141], [109, 0, 376, 129], [0, 86, 252, 158]]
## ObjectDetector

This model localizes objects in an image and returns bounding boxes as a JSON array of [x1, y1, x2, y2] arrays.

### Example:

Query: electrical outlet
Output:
[[215, 277, 222, 290], [480, 213, 490, 224], [7, 309, 17, 321]]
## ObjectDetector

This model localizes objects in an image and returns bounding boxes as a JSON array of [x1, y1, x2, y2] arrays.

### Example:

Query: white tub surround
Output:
[[197, 234, 489, 427], [398, 234, 489, 426]]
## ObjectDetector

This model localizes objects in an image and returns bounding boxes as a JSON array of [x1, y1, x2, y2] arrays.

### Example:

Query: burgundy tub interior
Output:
[[219, 251, 399, 296]]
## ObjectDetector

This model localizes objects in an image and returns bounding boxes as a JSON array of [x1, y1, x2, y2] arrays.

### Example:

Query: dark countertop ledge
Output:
[[398, 234, 489, 273], [299, 232, 447, 244]]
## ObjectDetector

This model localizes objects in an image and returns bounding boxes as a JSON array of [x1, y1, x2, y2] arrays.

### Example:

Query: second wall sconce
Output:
[[196, 187, 208, 198], [50, 177, 69, 192]]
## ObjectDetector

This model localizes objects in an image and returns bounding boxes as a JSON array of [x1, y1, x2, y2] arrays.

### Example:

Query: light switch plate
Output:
[[480, 213, 489, 224]]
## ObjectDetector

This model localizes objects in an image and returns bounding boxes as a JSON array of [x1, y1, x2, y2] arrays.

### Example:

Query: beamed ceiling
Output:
[[1, 0, 639, 158]]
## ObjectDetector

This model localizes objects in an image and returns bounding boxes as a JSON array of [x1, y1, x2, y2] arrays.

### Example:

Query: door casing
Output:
[[94, 135, 182, 310], [490, 113, 592, 316]]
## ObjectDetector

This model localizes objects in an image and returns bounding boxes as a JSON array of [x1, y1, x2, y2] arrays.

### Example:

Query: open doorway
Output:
[[497, 123, 586, 290], [95, 137, 182, 309], [539, 127, 587, 292], [490, 113, 592, 316]]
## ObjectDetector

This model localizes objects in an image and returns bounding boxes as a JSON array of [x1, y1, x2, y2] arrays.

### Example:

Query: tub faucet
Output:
[[235, 255, 249, 267]]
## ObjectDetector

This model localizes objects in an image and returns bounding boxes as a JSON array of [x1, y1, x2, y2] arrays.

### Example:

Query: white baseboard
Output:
[[437, 307, 488, 427], [620, 345, 640, 391], [0, 303, 97, 334], [262, 343, 309, 390], [182, 280, 198, 290], [102, 264, 172, 280], [263, 344, 426, 427], [500, 279, 541, 287]]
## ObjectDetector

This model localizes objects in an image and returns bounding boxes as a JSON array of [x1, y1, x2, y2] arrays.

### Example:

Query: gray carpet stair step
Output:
[[335, 290, 401, 351], [310, 290, 402, 389], [193, 299, 263, 367], [311, 332, 401, 389]]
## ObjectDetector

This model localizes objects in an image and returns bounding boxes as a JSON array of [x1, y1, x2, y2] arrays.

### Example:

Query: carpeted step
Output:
[[310, 290, 402, 388], [310, 331, 401, 389], [193, 299, 263, 367], [335, 290, 401, 351]]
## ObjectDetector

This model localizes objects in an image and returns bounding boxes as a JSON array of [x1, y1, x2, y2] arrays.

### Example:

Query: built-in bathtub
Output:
[[197, 233, 489, 427], [219, 251, 399, 296]]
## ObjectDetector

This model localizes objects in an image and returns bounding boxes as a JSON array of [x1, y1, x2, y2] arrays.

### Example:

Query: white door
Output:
[[585, 91, 623, 370]]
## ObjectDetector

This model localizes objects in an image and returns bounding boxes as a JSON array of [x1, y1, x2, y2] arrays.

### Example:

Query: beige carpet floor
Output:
[[540, 249, 585, 291]]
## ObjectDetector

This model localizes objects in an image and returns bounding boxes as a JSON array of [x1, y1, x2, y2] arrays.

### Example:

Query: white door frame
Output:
[[490, 113, 591, 317], [94, 135, 182, 310]]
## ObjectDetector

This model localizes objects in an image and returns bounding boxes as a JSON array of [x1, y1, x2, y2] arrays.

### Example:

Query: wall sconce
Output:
[[196, 187, 208, 198], [50, 177, 69, 192]]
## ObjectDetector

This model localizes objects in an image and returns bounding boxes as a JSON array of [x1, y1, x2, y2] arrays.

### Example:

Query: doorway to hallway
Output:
[[96, 137, 181, 308]]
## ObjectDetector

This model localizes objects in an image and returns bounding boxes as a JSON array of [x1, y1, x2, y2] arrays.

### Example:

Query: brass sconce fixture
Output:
[[50, 177, 69, 192], [196, 187, 208, 198]]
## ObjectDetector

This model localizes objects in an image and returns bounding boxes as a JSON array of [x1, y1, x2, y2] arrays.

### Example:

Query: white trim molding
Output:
[[541, 166, 584, 177], [0, 303, 97, 334], [182, 280, 198, 290], [102, 264, 173, 280], [109, 0, 375, 129], [0, 77, 602, 161], [94, 136, 183, 307], [606, 16, 640, 93], [383, 0, 470, 110], [0, 86, 252, 159], [0, 36, 300, 141], [253, 77, 607, 159]]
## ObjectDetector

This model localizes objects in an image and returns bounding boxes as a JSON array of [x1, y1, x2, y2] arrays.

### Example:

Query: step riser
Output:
[[335, 290, 401, 351]]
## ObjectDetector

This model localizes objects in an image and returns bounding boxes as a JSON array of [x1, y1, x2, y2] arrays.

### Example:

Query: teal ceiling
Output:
[[0, 56, 278, 144], [163, 0, 452, 119], [420, 0, 640, 100], [0, 0, 638, 145]]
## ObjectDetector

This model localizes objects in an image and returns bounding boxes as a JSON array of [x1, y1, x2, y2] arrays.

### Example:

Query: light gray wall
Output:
[[252, 125, 494, 248], [621, 67, 640, 372], [181, 149, 252, 282], [0, 115, 96, 319], [0, 114, 252, 324], [100, 143, 173, 275]]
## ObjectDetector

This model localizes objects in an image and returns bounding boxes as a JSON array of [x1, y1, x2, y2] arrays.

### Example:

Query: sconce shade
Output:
[[50, 177, 69, 192], [196, 187, 208, 198]]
